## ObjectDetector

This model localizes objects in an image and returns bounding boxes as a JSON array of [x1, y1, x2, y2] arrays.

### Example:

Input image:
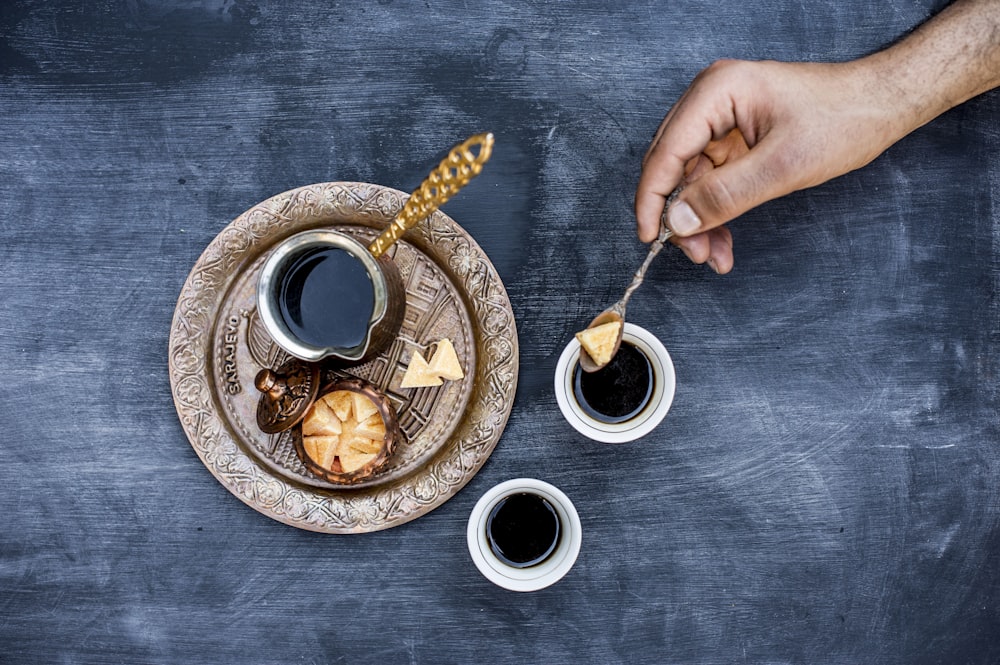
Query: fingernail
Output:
[[706, 257, 720, 273], [668, 201, 702, 235]]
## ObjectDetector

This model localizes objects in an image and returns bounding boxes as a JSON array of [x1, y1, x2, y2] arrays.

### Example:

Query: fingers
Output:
[[708, 226, 734, 274], [673, 226, 734, 274], [635, 66, 744, 242], [673, 231, 710, 263], [664, 140, 789, 237], [635, 145, 691, 242], [685, 153, 714, 182], [643, 83, 697, 166]]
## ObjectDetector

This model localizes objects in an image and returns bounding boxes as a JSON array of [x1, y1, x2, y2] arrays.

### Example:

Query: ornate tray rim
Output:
[[168, 181, 519, 533]]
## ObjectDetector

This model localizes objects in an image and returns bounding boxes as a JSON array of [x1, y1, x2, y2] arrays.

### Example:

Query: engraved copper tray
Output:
[[168, 182, 518, 533]]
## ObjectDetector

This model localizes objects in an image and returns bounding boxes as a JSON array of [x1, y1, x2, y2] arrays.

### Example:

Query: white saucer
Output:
[[466, 478, 582, 592], [554, 323, 675, 443]]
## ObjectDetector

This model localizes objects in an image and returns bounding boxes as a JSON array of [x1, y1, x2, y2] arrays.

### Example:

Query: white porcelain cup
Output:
[[554, 322, 675, 443], [467, 478, 582, 592]]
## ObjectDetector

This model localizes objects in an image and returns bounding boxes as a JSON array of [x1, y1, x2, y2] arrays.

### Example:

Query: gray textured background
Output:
[[1, 1, 998, 663]]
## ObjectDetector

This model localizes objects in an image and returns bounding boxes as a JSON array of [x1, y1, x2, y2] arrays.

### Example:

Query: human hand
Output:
[[635, 59, 908, 274]]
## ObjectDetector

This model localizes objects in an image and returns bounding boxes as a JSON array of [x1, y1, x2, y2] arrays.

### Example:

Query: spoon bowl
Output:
[[576, 309, 625, 373]]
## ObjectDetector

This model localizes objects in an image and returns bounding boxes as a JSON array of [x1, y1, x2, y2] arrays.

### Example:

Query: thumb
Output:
[[666, 145, 789, 236]]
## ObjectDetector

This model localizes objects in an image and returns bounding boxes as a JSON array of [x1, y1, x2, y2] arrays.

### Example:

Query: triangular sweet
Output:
[[323, 391, 353, 421], [575, 321, 621, 367], [351, 392, 379, 423], [428, 338, 464, 381], [355, 413, 386, 440], [401, 350, 443, 388], [346, 436, 382, 455], [305, 435, 340, 469], [302, 437, 321, 464], [302, 399, 342, 437], [338, 448, 376, 474]]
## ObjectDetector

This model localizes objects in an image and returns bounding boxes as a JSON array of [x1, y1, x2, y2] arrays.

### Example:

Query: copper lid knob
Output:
[[253, 360, 321, 434], [255, 369, 282, 397]]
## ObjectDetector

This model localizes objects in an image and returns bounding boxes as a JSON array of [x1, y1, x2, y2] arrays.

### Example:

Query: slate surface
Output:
[[1, 1, 997, 663]]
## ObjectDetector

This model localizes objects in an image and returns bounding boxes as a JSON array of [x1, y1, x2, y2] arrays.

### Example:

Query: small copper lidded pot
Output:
[[253, 361, 402, 484], [294, 377, 402, 484], [256, 133, 494, 365]]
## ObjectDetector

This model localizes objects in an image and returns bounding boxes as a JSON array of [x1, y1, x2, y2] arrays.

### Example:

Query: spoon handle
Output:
[[619, 187, 682, 308], [368, 133, 495, 258]]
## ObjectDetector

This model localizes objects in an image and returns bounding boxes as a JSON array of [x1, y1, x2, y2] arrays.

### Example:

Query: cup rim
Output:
[[466, 478, 582, 592], [256, 229, 388, 363], [554, 323, 675, 443]]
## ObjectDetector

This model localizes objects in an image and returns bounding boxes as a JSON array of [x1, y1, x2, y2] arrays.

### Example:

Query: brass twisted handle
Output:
[[368, 132, 495, 258]]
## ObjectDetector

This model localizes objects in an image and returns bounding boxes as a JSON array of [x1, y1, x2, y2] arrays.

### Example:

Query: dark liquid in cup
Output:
[[573, 341, 653, 423], [278, 247, 375, 349], [486, 493, 561, 568]]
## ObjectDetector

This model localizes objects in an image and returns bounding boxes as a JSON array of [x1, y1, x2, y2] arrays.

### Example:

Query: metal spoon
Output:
[[577, 187, 681, 373]]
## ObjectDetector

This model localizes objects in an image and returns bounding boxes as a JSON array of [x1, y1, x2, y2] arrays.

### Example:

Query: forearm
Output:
[[863, 0, 1000, 140]]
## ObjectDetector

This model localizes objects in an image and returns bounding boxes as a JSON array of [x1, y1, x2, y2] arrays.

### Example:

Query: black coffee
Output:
[[486, 493, 561, 568], [573, 341, 653, 423], [277, 247, 375, 349]]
